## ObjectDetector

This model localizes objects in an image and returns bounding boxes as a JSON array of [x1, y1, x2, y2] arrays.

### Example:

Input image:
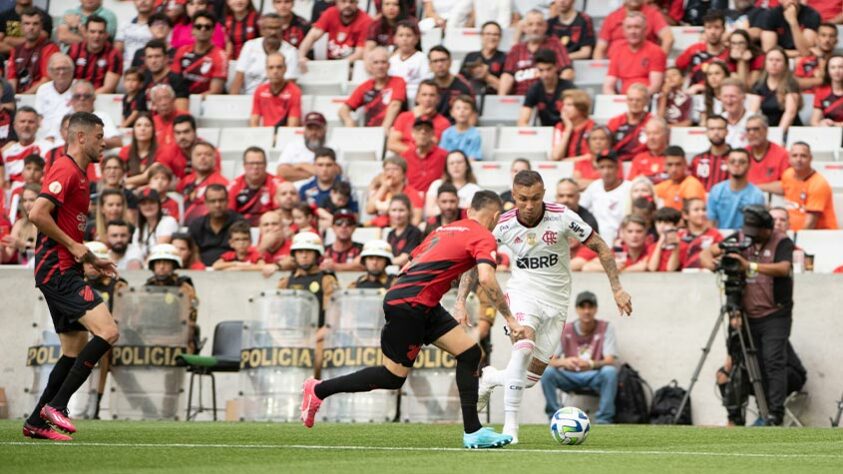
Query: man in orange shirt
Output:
[[603, 12, 666, 95], [654, 146, 707, 211], [627, 117, 668, 184], [781, 141, 838, 230]]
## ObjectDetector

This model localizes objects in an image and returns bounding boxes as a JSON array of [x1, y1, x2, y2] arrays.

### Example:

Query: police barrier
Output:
[[321, 289, 397, 422], [109, 287, 190, 420], [239, 290, 320, 421], [401, 291, 481, 423]]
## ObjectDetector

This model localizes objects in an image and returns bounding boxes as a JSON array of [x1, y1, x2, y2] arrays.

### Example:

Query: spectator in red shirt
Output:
[[142, 39, 191, 111], [171, 232, 207, 270], [499, 9, 573, 96], [811, 53, 843, 126], [627, 117, 669, 184], [257, 209, 294, 275], [365, 0, 405, 51], [679, 197, 723, 269], [172, 11, 228, 95], [690, 116, 732, 192], [603, 11, 666, 95], [745, 114, 790, 194], [298, 0, 372, 66], [340, 46, 406, 129], [7, 7, 59, 93], [795, 22, 838, 93], [119, 112, 181, 189], [178, 141, 230, 224], [366, 156, 424, 227], [583, 214, 651, 272], [401, 117, 449, 193], [594, 0, 673, 60], [224, 0, 261, 60], [150, 84, 189, 148], [227, 146, 281, 225], [173, 114, 222, 175], [675, 11, 728, 87], [147, 163, 181, 222], [67, 15, 122, 94], [552, 88, 596, 161], [212, 220, 265, 270], [607, 83, 651, 162], [387, 80, 450, 154], [249, 52, 302, 127], [272, 0, 311, 49], [808, 0, 843, 23], [646, 207, 684, 272]]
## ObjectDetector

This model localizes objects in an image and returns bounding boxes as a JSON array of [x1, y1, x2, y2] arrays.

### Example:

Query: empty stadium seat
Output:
[[671, 27, 703, 53], [218, 127, 275, 151], [274, 127, 304, 151], [443, 28, 516, 57], [328, 127, 385, 161], [197, 127, 221, 147], [14, 94, 35, 108], [473, 161, 512, 190], [798, 94, 814, 125], [786, 127, 842, 161], [593, 95, 627, 123], [816, 162, 843, 190], [572, 60, 610, 87], [220, 160, 238, 180], [298, 60, 349, 95], [421, 27, 443, 52], [476, 126, 498, 162], [325, 226, 383, 245], [344, 161, 382, 188], [198, 95, 251, 128], [585, 0, 622, 18], [533, 161, 576, 200], [309, 96, 351, 125], [479, 96, 524, 126], [669, 127, 708, 156], [95, 94, 124, 125], [793, 230, 843, 273], [494, 127, 554, 161], [350, 59, 370, 87]]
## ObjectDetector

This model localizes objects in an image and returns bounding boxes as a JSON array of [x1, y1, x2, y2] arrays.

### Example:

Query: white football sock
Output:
[[483, 366, 506, 387], [503, 339, 535, 437]]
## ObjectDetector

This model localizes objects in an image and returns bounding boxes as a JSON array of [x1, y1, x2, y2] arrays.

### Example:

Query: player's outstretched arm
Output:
[[476, 263, 525, 341], [453, 268, 478, 327], [584, 232, 633, 317]]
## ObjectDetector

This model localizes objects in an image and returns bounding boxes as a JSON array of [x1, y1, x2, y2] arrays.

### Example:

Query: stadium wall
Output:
[[1, 269, 840, 427]]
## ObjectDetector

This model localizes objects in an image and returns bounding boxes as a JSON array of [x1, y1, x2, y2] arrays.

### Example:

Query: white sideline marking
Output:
[[1, 442, 842, 459]]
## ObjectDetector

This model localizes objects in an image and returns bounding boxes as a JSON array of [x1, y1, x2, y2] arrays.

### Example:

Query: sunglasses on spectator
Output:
[[194, 23, 213, 31], [72, 93, 94, 100]]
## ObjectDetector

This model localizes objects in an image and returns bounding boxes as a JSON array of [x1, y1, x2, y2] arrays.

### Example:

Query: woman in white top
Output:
[[388, 20, 430, 104], [424, 150, 482, 217], [133, 188, 179, 259]]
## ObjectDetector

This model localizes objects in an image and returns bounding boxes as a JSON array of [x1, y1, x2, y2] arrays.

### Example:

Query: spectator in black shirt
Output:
[[385, 193, 423, 267], [142, 39, 190, 111], [187, 184, 245, 266], [428, 45, 474, 123], [131, 13, 174, 68], [517, 48, 574, 127], [725, 0, 765, 41], [760, 0, 821, 58], [546, 0, 595, 60], [459, 21, 506, 96]]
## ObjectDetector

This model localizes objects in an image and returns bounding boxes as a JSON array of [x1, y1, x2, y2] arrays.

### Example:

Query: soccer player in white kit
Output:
[[454, 170, 633, 444]]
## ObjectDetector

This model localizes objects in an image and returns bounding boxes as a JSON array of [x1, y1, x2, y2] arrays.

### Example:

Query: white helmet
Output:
[[290, 231, 324, 256], [147, 243, 183, 270], [360, 239, 393, 262], [84, 241, 110, 262]]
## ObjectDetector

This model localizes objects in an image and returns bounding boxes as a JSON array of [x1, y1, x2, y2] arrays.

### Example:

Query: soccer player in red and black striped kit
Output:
[[23, 112, 120, 441], [301, 191, 525, 449]]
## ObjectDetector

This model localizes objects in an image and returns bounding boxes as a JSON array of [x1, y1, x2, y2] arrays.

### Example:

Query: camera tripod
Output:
[[831, 392, 843, 427], [674, 290, 769, 424]]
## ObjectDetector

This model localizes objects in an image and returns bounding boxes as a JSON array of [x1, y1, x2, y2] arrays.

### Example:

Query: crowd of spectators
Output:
[[0, 0, 841, 275]]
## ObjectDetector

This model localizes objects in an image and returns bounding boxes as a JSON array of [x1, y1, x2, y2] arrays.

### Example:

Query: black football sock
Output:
[[27, 356, 76, 426], [49, 336, 112, 411], [315, 366, 405, 400], [456, 344, 483, 434]]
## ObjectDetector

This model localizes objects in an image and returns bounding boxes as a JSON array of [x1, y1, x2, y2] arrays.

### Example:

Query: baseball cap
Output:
[[137, 188, 160, 202], [575, 291, 598, 307], [742, 205, 773, 238], [333, 208, 357, 225], [304, 112, 327, 127], [413, 117, 434, 129]]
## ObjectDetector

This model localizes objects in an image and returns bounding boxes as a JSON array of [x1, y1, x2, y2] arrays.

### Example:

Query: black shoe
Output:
[[765, 414, 783, 426]]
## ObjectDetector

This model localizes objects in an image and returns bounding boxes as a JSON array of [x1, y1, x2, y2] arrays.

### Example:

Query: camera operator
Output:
[[700, 205, 794, 426]]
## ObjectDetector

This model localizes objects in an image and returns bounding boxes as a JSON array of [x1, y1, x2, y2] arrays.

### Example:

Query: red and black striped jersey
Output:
[[345, 76, 407, 126], [172, 45, 228, 94], [503, 37, 571, 96], [607, 112, 651, 162], [281, 14, 311, 48], [674, 43, 728, 85], [324, 242, 363, 266], [366, 17, 396, 47], [34, 155, 90, 284], [67, 41, 123, 89], [225, 10, 260, 60], [814, 85, 843, 123], [690, 148, 731, 191], [385, 218, 498, 308]]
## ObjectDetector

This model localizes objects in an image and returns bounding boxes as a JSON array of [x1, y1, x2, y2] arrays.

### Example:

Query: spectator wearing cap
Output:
[[340, 46, 406, 129], [298, 147, 343, 207], [386, 193, 423, 267], [707, 149, 765, 230], [627, 118, 669, 184], [227, 146, 281, 226], [421, 182, 460, 238], [212, 220, 265, 271], [607, 84, 651, 162], [745, 114, 790, 195], [654, 146, 707, 211], [133, 188, 180, 259], [459, 21, 507, 95], [275, 111, 328, 181], [580, 152, 632, 245], [67, 15, 122, 94], [249, 52, 302, 127], [366, 156, 424, 227], [178, 141, 230, 224], [593, 0, 673, 60], [602, 11, 666, 95], [540, 291, 619, 425], [387, 80, 450, 155], [518, 48, 575, 127], [230, 13, 300, 95], [188, 184, 245, 266], [401, 117, 449, 193], [781, 142, 838, 230], [428, 45, 475, 124], [498, 9, 573, 96], [321, 209, 364, 272], [349, 239, 395, 289]]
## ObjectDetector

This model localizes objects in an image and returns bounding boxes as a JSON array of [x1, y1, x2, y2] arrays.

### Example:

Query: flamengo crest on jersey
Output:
[[494, 202, 592, 302]]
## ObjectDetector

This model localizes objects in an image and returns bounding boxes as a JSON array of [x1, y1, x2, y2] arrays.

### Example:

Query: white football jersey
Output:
[[494, 202, 593, 304]]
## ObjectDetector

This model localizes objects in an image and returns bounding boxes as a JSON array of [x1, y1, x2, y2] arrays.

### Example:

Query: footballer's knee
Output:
[[456, 343, 482, 366]]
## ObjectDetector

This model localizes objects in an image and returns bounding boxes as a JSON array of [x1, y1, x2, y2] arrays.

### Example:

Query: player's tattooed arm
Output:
[[453, 268, 478, 326], [584, 232, 633, 316]]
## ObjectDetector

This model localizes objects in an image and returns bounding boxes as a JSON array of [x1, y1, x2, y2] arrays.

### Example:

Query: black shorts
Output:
[[37, 268, 103, 333], [380, 302, 459, 368]]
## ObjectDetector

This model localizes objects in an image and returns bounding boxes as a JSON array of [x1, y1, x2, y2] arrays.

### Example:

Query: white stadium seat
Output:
[[421, 27, 443, 52], [443, 28, 516, 57], [786, 127, 842, 161], [793, 230, 843, 273], [189, 94, 203, 117], [328, 127, 385, 161], [218, 127, 275, 151], [593, 95, 627, 123], [494, 127, 553, 161], [196, 127, 221, 147], [476, 126, 498, 162], [220, 160, 238, 180], [768, 127, 785, 145], [298, 60, 349, 95], [572, 60, 610, 87], [310, 96, 351, 125], [479, 96, 524, 126], [350, 59, 370, 87], [534, 161, 575, 201], [14, 94, 35, 108], [473, 161, 512, 190], [198, 94, 251, 128], [799, 94, 814, 125], [816, 162, 843, 190], [274, 127, 304, 151], [94, 94, 124, 125], [671, 27, 703, 53], [344, 161, 382, 188], [585, 0, 622, 18], [669, 127, 708, 157]]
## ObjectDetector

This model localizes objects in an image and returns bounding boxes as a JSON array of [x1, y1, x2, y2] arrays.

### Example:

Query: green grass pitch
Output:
[[1, 420, 842, 473]]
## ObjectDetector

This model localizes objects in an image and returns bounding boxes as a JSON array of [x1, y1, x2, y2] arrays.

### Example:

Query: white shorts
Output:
[[506, 292, 569, 364]]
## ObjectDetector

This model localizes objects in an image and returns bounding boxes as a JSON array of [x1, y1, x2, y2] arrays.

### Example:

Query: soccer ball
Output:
[[550, 407, 591, 445]]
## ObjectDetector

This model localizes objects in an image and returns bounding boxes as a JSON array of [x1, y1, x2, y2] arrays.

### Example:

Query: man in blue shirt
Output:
[[707, 148, 765, 229], [298, 147, 351, 209]]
